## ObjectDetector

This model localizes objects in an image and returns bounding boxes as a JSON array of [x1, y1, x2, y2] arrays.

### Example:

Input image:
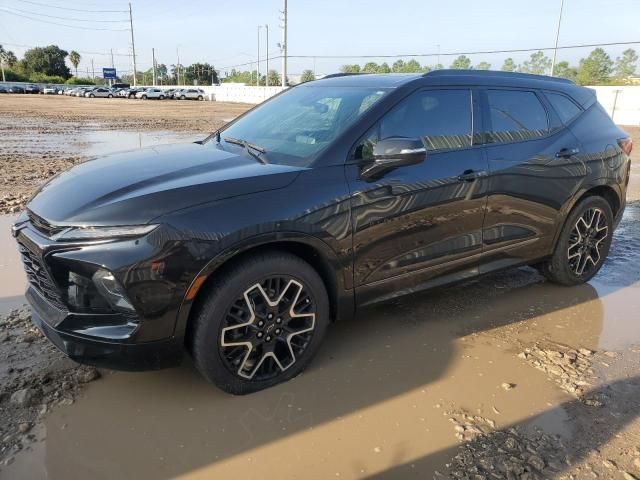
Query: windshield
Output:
[[219, 86, 389, 167]]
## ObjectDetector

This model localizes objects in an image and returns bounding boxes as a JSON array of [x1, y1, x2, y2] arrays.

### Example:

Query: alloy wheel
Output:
[[220, 276, 316, 381], [567, 207, 609, 277]]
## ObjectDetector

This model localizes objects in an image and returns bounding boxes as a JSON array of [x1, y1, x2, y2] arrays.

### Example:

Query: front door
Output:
[[345, 88, 490, 306]]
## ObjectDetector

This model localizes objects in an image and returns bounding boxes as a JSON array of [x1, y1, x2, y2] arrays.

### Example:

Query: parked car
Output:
[[13, 71, 632, 394], [111, 82, 130, 90], [85, 87, 115, 98], [164, 88, 177, 99], [8, 85, 25, 93], [0, 86, 7, 93], [24, 84, 40, 94], [120, 88, 142, 99], [135, 88, 166, 100], [42, 86, 58, 95], [177, 88, 205, 101]]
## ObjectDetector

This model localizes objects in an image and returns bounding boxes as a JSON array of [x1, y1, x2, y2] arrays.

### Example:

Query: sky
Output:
[[0, 0, 639, 78]]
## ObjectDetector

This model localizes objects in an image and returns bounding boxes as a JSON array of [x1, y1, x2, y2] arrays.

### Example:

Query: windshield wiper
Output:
[[224, 137, 269, 164]]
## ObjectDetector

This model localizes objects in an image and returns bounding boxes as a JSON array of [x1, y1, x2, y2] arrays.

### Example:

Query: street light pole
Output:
[[265, 24, 269, 86], [551, 0, 565, 76], [281, 0, 287, 88], [129, 2, 137, 86], [257, 26, 262, 86]]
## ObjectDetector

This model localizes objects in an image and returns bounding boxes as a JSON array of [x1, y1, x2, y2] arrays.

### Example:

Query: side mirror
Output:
[[360, 137, 426, 180]]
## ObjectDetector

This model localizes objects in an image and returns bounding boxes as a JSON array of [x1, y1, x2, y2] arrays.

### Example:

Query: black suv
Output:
[[12, 71, 632, 394]]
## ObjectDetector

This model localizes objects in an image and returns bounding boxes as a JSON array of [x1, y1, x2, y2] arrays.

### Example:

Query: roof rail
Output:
[[423, 69, 574, 84], [321, 73, 367, 80]]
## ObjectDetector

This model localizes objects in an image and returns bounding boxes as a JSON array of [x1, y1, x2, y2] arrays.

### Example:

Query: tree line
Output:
[[2, 44, 637, 87], [337, 48, 638, 85], [0, 44, 221, 86]]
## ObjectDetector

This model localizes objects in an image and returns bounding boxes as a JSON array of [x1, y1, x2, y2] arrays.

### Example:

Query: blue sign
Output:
[[102, 68, 117, 79]]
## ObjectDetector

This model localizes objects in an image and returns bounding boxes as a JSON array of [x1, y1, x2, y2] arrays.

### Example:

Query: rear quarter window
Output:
[[545, 92, 582, 125], [485, 90, 549, 143]]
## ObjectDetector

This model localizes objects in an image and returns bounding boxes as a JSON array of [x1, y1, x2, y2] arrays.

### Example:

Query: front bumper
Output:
[[28, 286, 183, 371], [12, 217, 198, 371]]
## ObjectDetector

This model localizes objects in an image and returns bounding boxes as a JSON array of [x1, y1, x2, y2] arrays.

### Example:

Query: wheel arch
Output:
[[175, 234, 354, 345], [552, 181, 621, 251]]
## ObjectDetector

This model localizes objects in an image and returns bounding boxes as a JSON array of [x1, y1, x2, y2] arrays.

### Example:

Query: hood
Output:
[[28, 142, 305, 225]]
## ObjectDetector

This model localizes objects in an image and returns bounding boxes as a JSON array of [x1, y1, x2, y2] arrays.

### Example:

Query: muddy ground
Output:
[[0, 95, 251, 214], [0, 95, 640, 479]]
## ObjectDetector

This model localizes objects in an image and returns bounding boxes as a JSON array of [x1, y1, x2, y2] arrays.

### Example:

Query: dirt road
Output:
[[1, 95, 640, 479]]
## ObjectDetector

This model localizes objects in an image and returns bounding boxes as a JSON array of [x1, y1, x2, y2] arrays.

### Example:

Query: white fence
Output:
[[589, 86, 640, 126]]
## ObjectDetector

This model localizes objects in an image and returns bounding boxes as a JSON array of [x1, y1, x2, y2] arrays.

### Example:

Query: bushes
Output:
[[29, 73, 66, 84], [65, 77, 95, 85], [2, 68, 29, 82]]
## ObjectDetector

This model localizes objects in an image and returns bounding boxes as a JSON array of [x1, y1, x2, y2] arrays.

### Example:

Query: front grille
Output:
[[27, 210, 66, 239], [17, 236, 66, 311]]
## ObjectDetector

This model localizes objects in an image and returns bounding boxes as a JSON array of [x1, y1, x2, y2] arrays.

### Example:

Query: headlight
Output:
[[53, 224, 159, 241], [92, 269, 135, 312]]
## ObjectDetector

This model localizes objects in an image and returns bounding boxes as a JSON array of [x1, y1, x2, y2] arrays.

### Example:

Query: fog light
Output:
[[92, 269, 135, 312]]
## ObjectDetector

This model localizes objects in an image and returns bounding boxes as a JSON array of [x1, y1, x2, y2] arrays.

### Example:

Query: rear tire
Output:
[[180, 95, 186, 100], [190, 251, 329, 395], [159, 95, 165, 100], [540, 196, 613, 286]]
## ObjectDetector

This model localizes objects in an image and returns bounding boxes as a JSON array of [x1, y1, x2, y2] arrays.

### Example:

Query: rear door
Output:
[[479, 88, 584, 272], [346, 87, 490, 305]]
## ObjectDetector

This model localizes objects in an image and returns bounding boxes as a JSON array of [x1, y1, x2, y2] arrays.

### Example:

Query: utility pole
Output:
[[551, 0, 565, 76], [91, 58, 95, 79], [176, 47, 180, 86], [152, 48, 157, 86], [0, 54, 5, 82], [280, 0, 287, 87], [257, 25, 262, 86], [265, 24, 269, 86], [110, 48, 115, 87], [129, 2, 137, 86]]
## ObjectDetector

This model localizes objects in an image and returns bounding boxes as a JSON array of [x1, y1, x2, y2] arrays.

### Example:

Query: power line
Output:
[[0, 9, 130, 30], [0, 42, 131, 57], [14, 0, 127, 13], [5, 6, 129, 23]]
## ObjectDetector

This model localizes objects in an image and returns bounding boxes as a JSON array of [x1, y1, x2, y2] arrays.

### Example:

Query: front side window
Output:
[[354, 89, 473, 160], [485, 90, 549, 143], [220, 86, 389, 167], [545, 92, 582, 125]]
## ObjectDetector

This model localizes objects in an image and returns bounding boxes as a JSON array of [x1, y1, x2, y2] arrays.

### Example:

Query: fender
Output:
[[172, 231, 355, 342]]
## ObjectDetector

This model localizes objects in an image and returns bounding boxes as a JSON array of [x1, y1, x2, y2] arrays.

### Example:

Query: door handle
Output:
[[457, 170, 488, 182], [555, 147, 580, 158]]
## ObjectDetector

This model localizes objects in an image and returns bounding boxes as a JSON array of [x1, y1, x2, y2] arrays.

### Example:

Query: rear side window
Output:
[[545, 92, 582, 124], [485, 90, 549, 143]]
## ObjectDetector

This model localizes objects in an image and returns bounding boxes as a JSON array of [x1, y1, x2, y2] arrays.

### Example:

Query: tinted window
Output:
[[354, 89, 472, 160], [221, 86, 389, 166], [485, 90, 548, 143], [545, 92, 582, 124]]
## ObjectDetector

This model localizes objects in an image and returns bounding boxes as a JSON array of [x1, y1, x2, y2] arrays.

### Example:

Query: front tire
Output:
[[198, 95, 203, 101], [180, 95, 186, 100], [541, 196, 613, 286], [190, 252, 329, 395]]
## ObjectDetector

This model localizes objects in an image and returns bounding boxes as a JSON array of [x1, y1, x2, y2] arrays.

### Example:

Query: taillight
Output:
[[618, 137, 633, 156]]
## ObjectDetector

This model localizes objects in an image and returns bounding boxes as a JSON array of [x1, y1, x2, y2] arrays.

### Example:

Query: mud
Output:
[[0, 97, 639, 479], [0, 95, 250, 214]]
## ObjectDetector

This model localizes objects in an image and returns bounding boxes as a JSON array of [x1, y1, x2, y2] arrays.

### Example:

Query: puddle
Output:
[[0, 215, 26, 312], [79, 129, 202, 157]]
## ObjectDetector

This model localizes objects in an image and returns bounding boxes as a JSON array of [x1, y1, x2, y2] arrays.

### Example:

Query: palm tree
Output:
[[69, 50, 81, 77]]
